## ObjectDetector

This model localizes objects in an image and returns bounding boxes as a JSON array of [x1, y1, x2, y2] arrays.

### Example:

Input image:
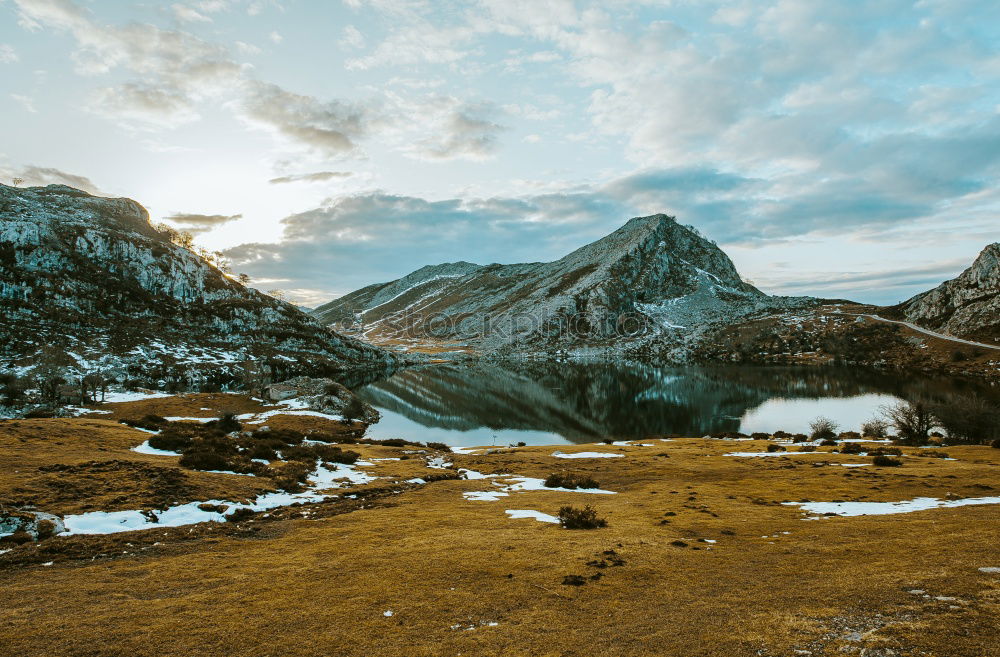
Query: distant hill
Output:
[[0, 183, 394, 384]]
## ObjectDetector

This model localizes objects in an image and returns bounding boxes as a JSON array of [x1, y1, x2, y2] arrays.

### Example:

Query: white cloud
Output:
[[10, 94, 37, 113], [0, 44, 18, 64], [172, 4, 212, 23]]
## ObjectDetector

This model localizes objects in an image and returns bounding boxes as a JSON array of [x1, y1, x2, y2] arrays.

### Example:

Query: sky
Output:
[[1, 0, 998, 307]]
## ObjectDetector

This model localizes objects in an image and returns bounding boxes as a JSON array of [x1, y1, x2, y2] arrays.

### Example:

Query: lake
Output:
[[352, 361, 997, 447]]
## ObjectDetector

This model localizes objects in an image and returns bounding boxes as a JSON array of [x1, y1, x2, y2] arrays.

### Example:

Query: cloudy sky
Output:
[[2, 0, 998, 306]]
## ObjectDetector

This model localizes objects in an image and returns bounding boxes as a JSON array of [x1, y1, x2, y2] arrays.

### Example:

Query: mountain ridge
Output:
[[312, 214, 815, 356], [890, 242, 1000, 342], [0, 183, 394, 385]]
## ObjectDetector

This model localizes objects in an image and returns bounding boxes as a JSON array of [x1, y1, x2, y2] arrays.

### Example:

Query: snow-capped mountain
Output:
[[0, 183, 394, 381], [312, 214, 816, 355]]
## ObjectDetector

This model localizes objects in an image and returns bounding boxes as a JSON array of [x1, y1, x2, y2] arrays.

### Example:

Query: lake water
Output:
[[352, 361, 996, 447]]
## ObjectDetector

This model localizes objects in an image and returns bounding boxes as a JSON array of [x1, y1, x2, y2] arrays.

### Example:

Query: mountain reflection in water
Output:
[[351, 362, 996, 447]]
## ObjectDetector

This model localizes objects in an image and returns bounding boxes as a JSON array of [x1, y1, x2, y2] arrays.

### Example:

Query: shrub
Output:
[[929, 395, 1000, 444], [792, 434, 809, 443], [557, 505, 607, 529], [24, 408, 55, 419], [798, 445, 816, 452], [148, 432, 193, 452], [561, 575, 587, 586], [950, 349, 968, 362], [121, 414, 168, 431], [225, 507, 255, 523], [341, 397, 366, 424], [809, 417, 839, 441], [773, 431, 792, 439], [882, 401, 935, 445], [839, 431, 861, 440], [425, 442, 451, 452], [918, 450, 950, 459], [750, 432, 770, 440], [544, 473, 600, 489], [820, 439, 837, 446], [872, 455, 903, 467], [245, 444, 277, 461], [868, 447, 902, 457], [766, 444, 785, 453], [840, 442, 865, 455], [861, 418, 889, 439], [179, 450, 231, 471], [208, 412, 242, 433], [992, 439, 1000, 449]]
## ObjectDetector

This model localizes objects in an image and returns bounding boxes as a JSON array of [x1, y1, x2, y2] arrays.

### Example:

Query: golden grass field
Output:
[[1, 393, 999, 657]]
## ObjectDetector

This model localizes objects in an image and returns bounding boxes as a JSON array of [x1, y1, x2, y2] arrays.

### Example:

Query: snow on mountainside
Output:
[[312, 214, 818, 356], [891, 242, 1000, 342], [0, 183, 394, 382]]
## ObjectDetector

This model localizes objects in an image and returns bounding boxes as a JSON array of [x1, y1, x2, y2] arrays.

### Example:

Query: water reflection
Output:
[[352, 361, 996, 446]]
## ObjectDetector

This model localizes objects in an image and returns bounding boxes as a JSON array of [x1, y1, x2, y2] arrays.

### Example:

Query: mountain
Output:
[[891, 243, 1000, 342], [312, 214, 815, 355], [0, 183, 394, 383]]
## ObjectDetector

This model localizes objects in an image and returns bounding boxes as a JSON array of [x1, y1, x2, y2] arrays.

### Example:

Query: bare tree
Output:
[[11, 177, 24, 187], [881, 401, 935, 445], [238, 273, 251, 286], [267, 289, 287, 301]]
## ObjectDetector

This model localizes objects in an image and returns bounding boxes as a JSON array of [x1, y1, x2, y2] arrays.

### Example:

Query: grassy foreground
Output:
[[1, 394, 999, 656]]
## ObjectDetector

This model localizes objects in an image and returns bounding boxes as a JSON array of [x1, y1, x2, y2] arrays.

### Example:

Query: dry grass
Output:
[[1, 395, 999, 656]]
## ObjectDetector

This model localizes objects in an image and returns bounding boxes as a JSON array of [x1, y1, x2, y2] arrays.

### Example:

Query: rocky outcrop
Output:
[[0, 509, 64, 543], [265, 376, 381, 423], [894, 243, 1000, 341], [313, 214, 817, 355], [0, 183, 395, 382]]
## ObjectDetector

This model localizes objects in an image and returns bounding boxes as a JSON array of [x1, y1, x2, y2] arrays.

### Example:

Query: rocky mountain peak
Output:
[[896, 241, 1000, 342], [0, 183, 394, 384]]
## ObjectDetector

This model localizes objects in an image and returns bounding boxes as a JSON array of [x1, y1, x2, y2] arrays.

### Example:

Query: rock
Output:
[[895, 242, 1000, 340], [265, 384, 300, 402], [0, 182, 395, 380], [267, 376, 381, 424], [311, 214, 817, 355], [0, 509, 65, 542]]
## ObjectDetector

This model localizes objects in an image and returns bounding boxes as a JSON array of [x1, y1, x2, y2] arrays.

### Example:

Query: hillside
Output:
[[0, 183, 394, 385], [313, 215, 817, 356], [890, 243, 1000, 343]]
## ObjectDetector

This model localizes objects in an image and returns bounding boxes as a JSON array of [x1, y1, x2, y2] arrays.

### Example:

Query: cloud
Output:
[[89, 82, 199, 127], [171, 4, 212, 23], [238, 81, 376, 156], [407, 99, 506, 161], [2, 165, 103, 194], [268, 171, 354, 184], [10, 94, 37, 113], [0, 44, 18, 64], [165, 212, 242, 233]]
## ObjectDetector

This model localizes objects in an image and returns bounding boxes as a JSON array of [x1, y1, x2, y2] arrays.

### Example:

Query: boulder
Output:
[[265, 376, 381, 424], [0, 509, 65, 542]]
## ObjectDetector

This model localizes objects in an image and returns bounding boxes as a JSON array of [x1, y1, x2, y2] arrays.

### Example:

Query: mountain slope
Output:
[[313, 214, 813, 354], [0, 183, 394, 382], [891, 243, 1000, 342]]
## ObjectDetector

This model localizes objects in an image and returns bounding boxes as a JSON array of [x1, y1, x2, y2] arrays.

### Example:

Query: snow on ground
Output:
[[462, 474, 616, 502], [786, 496, 1000, 517], [102, 390, 175, 403], [726, 451, 834, 457], [61, 460, 377, 535], [131, 440, 177, 456], [505, 510, 559, 523], [552, 451, 623, 459]]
